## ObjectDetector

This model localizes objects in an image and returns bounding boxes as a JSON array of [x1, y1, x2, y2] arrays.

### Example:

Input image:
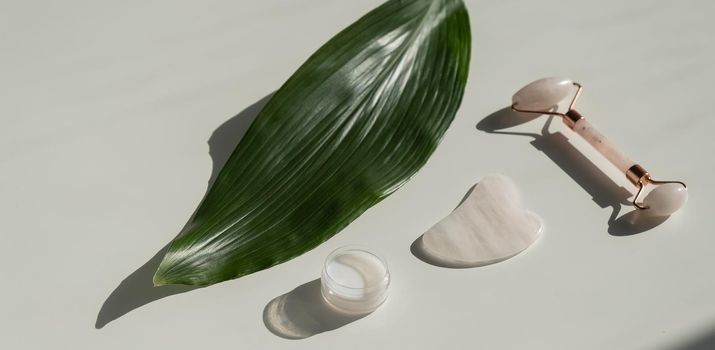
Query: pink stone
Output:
[[512, 77, 574, 111], [420, 175, 542, 268], [644, 183, 688, 216]]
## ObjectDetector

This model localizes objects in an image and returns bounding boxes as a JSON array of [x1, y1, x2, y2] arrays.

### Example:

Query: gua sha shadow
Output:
[[415, 175, 543, 268], [512, 77, 688, 217]]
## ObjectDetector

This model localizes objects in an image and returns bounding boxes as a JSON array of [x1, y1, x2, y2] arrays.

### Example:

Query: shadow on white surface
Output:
[[675, 331, 715, 350], [263, 279, 369, 339], [95, 93, 274, 329], [607, 209, 668, 236], [476, 107, 667, 236]]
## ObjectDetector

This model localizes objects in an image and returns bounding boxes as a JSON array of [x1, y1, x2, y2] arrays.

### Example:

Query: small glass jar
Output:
[[320, 246, 390, 314]]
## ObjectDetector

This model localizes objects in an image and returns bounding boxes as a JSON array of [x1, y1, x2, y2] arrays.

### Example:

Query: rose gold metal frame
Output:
[[510, 82, 687, 211], [632, 177, 687, 210], [511, 82, 583, 119]]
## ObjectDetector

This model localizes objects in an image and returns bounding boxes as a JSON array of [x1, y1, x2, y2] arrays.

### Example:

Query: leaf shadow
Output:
[[94, 93, 274, 329], [476, 107, 666, 236], [262, 279, 369, 339]]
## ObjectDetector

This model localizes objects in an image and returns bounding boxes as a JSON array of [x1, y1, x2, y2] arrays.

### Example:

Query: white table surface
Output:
[[2, 0, 714, 349]]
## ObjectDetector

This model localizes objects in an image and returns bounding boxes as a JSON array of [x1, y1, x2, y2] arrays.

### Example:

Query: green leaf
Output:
[[153, 0, 471, 286]]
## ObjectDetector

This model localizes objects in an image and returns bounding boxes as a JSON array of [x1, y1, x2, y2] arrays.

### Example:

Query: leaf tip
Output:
[[152, 272, 168, 287], [152, 256, 175, 287]]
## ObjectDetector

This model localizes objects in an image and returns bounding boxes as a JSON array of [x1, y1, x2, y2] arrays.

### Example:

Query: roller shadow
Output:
[[95, 93, 274, 329], [476, 107, 666, 236], [607, 209, 668, 236], [263, 279, 369, 339]]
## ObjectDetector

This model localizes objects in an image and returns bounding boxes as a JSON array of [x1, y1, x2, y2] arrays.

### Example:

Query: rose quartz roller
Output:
[[511, 77, 688, 216]]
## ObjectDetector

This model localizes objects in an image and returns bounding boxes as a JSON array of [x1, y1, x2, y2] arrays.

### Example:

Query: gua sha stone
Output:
[[512, 77, 688, 217], [420, 175, 543, 268]]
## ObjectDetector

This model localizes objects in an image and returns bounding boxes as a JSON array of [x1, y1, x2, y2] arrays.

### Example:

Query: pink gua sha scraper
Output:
[[512, 77, 688, 216], [419, 175, 543, 268]]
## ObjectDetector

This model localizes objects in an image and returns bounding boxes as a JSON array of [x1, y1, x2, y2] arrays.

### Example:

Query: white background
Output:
[[1, 0, 714, 349]]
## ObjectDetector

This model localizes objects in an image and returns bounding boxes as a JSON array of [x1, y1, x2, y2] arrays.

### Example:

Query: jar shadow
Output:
[[262, 279, 370, 339]]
